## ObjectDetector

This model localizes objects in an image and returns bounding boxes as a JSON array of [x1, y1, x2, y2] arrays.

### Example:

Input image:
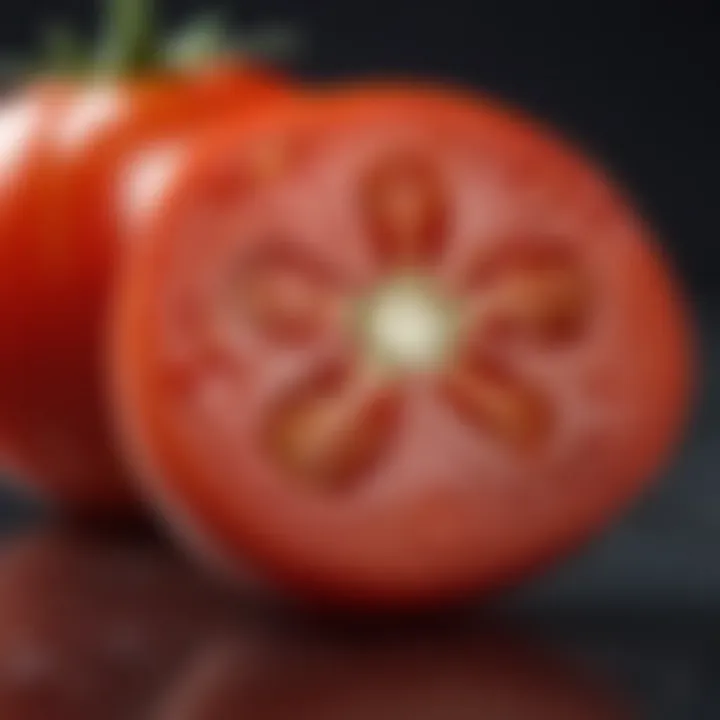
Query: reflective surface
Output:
[[0, 523, 715, 718], [152, 624, 634, 719], [0, 526, 243, 719], [0, 525, 639, 720]]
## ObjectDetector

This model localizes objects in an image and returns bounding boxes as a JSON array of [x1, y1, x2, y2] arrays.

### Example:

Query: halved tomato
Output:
[[111, 85, 694, 608]]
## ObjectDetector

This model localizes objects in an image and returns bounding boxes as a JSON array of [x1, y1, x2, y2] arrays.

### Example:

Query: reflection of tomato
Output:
[[0, 528, 241, 719], [0, 68, 290, 512], [153, 627, 633, 719], [113, 86, 694, 608]]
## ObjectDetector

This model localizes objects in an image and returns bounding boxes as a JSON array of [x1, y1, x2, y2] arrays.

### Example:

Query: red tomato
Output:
[[0, 527, 242, 720], [0, 68, 291, 512], [111, 86, 694, 608]]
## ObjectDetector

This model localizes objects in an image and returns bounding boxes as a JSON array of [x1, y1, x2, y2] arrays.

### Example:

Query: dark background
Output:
[[0, 2, 718, 717]]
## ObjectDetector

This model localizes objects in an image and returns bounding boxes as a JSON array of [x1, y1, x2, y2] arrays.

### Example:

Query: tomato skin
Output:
[[111, 86, 695, 609], [0, 68, 292, 512]]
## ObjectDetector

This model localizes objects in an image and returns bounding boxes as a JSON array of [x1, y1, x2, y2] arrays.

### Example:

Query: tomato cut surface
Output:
[[112, 87, 694, 607]]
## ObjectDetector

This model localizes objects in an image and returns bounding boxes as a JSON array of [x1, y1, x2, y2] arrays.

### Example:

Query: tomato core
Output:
[[356, 275, 460, 372]]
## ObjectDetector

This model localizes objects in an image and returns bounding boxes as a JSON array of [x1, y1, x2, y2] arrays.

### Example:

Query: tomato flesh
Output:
[[113, 88, 694, 607]]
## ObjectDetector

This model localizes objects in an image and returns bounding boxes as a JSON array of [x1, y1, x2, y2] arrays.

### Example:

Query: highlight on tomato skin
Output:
[[111, 82, 695, 609], [0, 0, 296, 513]]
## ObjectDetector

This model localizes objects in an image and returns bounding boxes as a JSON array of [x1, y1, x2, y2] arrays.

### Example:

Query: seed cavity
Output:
[[267, 362, 401, 491], [232, 242, 343, 346], [443, 355, 552, 451], [464, 241, 593, 346], [362, 152, 448, 267]]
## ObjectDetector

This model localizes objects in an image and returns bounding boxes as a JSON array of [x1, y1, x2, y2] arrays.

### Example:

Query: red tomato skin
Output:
[[111, 86, 696, 609], [0, 70, 292, 513]]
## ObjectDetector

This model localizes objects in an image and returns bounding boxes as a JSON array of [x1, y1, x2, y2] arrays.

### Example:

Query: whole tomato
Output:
[[0, 0, 294, 512], [112, 84, 695, 608]]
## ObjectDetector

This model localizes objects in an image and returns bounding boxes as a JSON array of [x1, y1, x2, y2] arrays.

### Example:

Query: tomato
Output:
[[0, 527, 241, 719], [0, 65, 291, 512], [112, 85, 694, 608], [153, 626, 632, 719]]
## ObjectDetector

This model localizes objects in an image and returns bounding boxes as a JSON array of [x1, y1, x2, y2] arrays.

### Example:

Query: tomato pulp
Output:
[[112, 87, 694, 607], [0, 69, 290, 511]]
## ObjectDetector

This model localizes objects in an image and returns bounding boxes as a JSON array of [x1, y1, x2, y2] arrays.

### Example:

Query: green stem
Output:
[[26, 0, 298, 81], [96, 0, 159, 76], [43, 25, 79, 72], [163, 11, 229, 70]]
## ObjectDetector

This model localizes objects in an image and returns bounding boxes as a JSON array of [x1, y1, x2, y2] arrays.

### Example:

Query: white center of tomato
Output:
[[360, 277, 459, 371]]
